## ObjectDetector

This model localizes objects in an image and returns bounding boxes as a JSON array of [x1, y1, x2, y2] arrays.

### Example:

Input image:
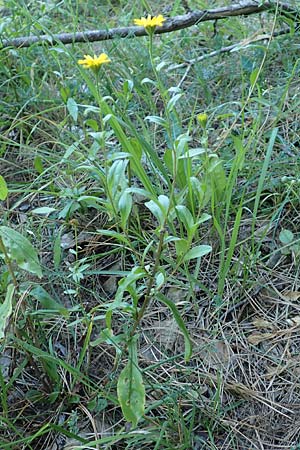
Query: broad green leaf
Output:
[[145, 115, 168, 127], [31, 207, 56, 215], [189, 176, 211, 207], [117, 338, 145, 426], [0, 226, 42, 278], [0, 175, 8, 201], [183, 245, 212, 262], [67, 97, 78, 122], [279, 229, 294, 245], [195, 213, 211, 226], [62, 142, 80, 161], [250, 67, 260, 87], [114, 266, 146, 305], [167, 93, 183, 113], [175, 238, 189, 257], [30, 286, 69, 316], [141, 77, 156, 86], [155, 270, 165, 289], [145, 199, 164, 225], [34, 155, 44, 174], [157, 292, 192, 362], [145, 195, 170, 227], [208, 157, 227, 201], [118, 189, 132, 229], [107, 159, 128, 200], [96, 229, 131, 246], [175, 205, 194, 232], [0, 284, 15, 340], [127, 139, 155, 194], [178, 148, 206, 159], [85, 118, 99, 131]]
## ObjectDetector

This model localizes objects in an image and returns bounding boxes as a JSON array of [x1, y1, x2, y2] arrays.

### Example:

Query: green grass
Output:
[[1, 0, 300, 448]]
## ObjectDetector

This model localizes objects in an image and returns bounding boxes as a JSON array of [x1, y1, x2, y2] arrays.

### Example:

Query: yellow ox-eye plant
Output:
[[134, 14, 165, 32], [78, 53, 111, 73]]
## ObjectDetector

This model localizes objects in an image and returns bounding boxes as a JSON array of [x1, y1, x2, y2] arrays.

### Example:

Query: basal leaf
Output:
[[157, 292, 192, 362], [67, 97, 78, 122], [117, 339, 145, 426], [0, 226, 43, 278], [30, 286, 69, 316], [0, 284, 14, 340]]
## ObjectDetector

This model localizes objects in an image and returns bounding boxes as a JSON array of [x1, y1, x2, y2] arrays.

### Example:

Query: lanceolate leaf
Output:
[[117, 338, 145, 427], [183, 244, 212, 262], [30, 286, 69, 316], [157, 292, 192, 362], [0, 284, 15, 340], [0, 226, 43, 278], [0, 175, 8, 201], [67, 97, 78, 122]]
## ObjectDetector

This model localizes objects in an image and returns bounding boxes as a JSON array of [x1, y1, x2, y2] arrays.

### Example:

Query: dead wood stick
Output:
[[1, 1, 298, 49]]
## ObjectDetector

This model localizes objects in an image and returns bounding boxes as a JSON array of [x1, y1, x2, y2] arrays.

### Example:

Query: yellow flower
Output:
[[78, 53, 111, 72], [133, 14, 165, 29], [197, 113, 208, 129]]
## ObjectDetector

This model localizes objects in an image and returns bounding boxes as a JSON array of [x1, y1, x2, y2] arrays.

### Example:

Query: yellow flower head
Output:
[[197, 113, 208, 129], [134, 14, 165, 29], [78, 53, 111, 72]]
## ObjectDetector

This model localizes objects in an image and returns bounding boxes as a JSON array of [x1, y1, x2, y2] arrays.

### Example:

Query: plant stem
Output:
[[129, 225, 166, 337]]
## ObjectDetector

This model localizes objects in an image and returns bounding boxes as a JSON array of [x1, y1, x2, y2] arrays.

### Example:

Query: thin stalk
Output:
[[130, 225, 166, 337]]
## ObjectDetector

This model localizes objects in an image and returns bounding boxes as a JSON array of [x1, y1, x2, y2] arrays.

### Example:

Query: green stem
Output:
[[129, 225, 166, 337]]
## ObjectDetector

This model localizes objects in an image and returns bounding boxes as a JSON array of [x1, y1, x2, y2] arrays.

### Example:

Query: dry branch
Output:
[[1, 1, 298, 49]]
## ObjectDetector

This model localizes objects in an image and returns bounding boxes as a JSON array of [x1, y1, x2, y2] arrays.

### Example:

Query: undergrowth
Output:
[[1, 0, 300, 449]]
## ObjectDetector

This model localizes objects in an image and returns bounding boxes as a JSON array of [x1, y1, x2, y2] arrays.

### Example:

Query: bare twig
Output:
[[1, 1, 298, 49]]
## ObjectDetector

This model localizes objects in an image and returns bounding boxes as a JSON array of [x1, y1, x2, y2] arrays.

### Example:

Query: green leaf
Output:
[[34, 155, 44, 174], [157, 292, 192, 362], [31, 207, 56, 215], [118, 189, 132, 229], [127, 139, 156, 194], [53, 232, 62, 269], [183, 245, 212, 262], [90, 328, 124, 355], [0, 175, 8, 201], [279, 229, 294, 245], [175, 205, 194, 232], [67, 97, 78, 122], [167, 93, 183, 113], [114, 266, 146, 306], [250, 67, 259, 87], [85, 118, 99, 131], [208, 157, 227, 201], [107, 159, 128, 200], [117, 338, 145, 426], [145, 195, 170, 227], [0, 284, 15, 340], [0, 226, 43, 278], [30, 286, 69, 316], [145, 115, 168, 127], [175, 238, 189, 258], [195, 213, 211, 226], [96, 229, 131, 246], [178, 148, 206, 159]]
